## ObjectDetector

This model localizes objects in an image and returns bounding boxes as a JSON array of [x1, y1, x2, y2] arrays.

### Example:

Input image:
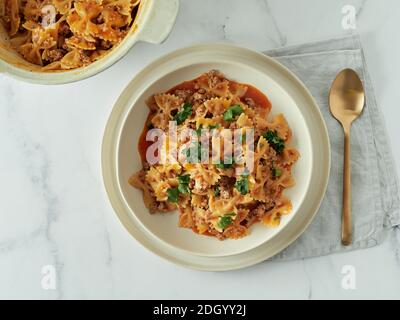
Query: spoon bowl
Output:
[[329, 68, 365, 246], [329, 69, 365, 124]]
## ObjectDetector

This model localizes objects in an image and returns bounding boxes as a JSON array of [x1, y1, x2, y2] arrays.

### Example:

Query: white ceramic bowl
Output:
[[0, 0, 179, 84], [102, 43, 331, 270]]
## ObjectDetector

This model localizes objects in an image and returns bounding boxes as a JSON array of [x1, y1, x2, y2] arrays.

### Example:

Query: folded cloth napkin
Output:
[[263, 34, 400, 261]]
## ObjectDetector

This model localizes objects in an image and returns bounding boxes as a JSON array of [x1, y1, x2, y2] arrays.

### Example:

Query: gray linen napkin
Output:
[[263, 34, 400, 260]]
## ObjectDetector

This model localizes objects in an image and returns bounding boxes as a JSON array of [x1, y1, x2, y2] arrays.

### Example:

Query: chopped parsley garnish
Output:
[[217, 212, 236, 230], [216, 157, 235, 169], [262, 130, 285, 154], [235, 174, 249, 195], [214, 185, 221, 197], [173, 103, 192, 125], [183, 141, 208, 163], [223, 104, 244, 122], [167, 175, 192, 203], [195, 126, 202, 137], [177, 175, 191, 194], [178, 174, 190, 184], [271, 167, 282, 178], [167, 188, 179, 203], [242, 169, 250, 177], [196, 124, 220, 136]]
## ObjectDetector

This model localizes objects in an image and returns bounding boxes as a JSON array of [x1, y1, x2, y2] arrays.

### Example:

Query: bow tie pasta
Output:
[[0, 0, 141, 70], [130, 71, 300, 240]]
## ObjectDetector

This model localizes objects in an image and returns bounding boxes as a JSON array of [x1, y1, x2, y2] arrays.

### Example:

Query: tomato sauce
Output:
[[138, 113, 154, 162], [239, 82, 272, 112], [167, 79, 197, 93]]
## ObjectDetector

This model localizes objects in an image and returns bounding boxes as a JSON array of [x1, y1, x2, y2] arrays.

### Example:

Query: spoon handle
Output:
[[342, 127, 352, 246]]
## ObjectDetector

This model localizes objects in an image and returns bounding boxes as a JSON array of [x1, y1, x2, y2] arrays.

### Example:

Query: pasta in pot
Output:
[[0, 0, 141, 70], [130, 70, 300, 240]]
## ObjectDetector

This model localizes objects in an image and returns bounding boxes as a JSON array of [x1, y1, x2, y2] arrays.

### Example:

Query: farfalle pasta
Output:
[[0, 0, 141, 70], [130, 71, 300, 240]]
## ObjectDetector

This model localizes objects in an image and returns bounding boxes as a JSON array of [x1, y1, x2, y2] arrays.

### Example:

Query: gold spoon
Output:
[[329, 68, 365, 246]]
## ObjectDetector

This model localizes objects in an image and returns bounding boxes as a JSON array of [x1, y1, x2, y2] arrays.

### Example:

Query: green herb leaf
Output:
[[167, 188, 179, 203], [184, 141, 207, 163], [217, 212, 236, 230], [178, 184, 190, 194], [177, 175, 191, 194], [223, 109, 233, 122], [262, 130, 285, 154], [271, 167, 282, 178], [241, 168, 250, 177], [195, 125, 203, 137], [178, 175, 190, 184], [216, 157, 235, 169], [235, 175, 249, 195], [196, 124, 220, 136], [214, 185, 221, 197], [216, 163, 234, 169], [173, 103, 192, 125], [223, 104, 244, 122]]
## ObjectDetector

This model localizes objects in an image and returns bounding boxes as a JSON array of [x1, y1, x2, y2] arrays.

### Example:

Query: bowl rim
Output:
[[101, 42, 331, 271]]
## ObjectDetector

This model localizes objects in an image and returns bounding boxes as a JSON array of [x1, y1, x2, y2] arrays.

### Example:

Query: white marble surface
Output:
[[1, 0, 400, 300]]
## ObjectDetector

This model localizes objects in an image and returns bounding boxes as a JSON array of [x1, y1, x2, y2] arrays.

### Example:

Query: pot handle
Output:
[[138, 0, 179, 44]]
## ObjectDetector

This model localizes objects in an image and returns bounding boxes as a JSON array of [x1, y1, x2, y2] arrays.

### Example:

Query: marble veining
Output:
[[0, 0, 399, 299], [261, 0, 288, 47]]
